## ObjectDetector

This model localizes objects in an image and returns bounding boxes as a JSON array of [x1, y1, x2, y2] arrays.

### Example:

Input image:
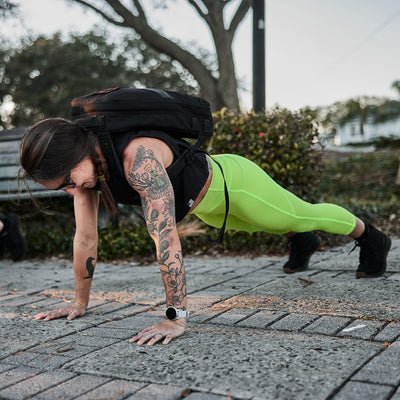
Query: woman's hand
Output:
[[34, 302, 86, 321], [129, 319, 186, 346]]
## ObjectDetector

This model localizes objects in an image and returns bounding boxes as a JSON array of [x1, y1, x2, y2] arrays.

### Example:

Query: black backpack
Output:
[[71, 87, 228, 241], [71, 87, 214, 178]]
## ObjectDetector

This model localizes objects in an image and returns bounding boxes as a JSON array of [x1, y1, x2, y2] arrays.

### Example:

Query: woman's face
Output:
[[38, 157, 98, 195]]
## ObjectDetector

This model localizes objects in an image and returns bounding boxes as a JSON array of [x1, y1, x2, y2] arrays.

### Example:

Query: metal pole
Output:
[[252, 0, 266, 112]]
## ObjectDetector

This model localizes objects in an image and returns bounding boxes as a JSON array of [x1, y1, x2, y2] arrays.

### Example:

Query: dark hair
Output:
[[19, 118, 117, 215]]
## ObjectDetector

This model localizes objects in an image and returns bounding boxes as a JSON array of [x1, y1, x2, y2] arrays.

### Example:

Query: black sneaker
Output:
[[354, 223, 391, 278], [0, 213, 27, 262], [283, 231, 321, 274]]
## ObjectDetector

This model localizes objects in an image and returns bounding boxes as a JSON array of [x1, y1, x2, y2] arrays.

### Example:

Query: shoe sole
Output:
[[355, 236, 392, 279], [283, 236, 321, 274]]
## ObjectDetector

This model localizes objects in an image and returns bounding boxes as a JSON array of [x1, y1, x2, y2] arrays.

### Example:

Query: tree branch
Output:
[[105, 0, 145, 22], [66, 0, 241, 109], [67, 0, 127, 26], [187, 0, 207, 19], [228, 0, 251, 34]]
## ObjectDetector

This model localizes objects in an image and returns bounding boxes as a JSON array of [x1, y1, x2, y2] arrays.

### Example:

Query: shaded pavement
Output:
[[1, 238, 400, 400]]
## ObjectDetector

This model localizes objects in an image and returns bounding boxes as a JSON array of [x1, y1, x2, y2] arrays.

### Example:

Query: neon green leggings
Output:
[[192, 154, 356, 235]]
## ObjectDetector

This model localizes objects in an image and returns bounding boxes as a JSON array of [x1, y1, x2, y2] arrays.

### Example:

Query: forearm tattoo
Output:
[[128, 145, 187, 307], [84, 257, 95, 280]]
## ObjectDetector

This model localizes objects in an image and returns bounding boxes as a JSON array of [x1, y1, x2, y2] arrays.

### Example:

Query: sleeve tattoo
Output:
[[127, 145, 187, 307]]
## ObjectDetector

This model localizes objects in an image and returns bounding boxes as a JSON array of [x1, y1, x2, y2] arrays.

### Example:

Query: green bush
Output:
[[210, 107, 323, 200], [98, 221, 155, 260]]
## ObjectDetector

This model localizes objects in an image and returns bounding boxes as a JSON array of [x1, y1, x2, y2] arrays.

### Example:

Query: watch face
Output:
[[166, 307, 177, 320]]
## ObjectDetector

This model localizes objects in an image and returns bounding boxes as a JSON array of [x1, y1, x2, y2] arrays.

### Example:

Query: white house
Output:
[[334, 115, 400, 145]]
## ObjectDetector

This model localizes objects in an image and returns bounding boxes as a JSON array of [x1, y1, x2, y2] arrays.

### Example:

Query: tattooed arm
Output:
[[35, 189, 99, 321], [124, 139, 187, 345]]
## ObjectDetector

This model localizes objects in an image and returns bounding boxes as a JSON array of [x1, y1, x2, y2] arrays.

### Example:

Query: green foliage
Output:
[[348, 135, 400, 149], [373, 136, 400, 149], [98, 222, 155, 260], [316, 149, 400, 241], [374, 100, 400, 123], [0, 197, 76, 258], [317, 150, 398, 203], [210, 107, 323, 200]]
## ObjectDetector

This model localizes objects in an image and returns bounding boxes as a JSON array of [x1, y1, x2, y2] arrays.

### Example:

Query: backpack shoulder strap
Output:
[[96, 129, 125, 181]]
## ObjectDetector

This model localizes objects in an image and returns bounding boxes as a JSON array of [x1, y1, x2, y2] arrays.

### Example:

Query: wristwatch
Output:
[[166, 307, 189, 321]]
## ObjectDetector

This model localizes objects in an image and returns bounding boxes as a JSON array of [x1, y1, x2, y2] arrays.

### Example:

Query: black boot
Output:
[[0, 213, 27, 262], [283, 231, 321, 274], [354, 223, 391, 278]]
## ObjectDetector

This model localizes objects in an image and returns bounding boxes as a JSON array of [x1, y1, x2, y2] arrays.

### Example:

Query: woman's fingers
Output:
[[129, 320, 185, 346], [162, 335, 173, 345], [34, 309, 66, 321], [34, 303, 86, 321], [143, 333, 164, 346]]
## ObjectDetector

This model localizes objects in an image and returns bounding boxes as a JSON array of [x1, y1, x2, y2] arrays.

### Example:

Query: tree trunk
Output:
[[69, 0, 251, 111]]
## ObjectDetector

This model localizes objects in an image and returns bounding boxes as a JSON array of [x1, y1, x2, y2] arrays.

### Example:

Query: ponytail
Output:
[[90, 153, 118, 216]]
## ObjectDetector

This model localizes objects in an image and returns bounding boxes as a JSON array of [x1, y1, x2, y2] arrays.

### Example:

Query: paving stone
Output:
[[124, 383, 186, 400], [185, 392, 227, 400], [0, 370, 75, 400], [99, 314, 161, 330], [76, 326, 134, 340], [332, 381, 394, 400], [3, 351, 70, 370], [101, 304, 150, 318], [0, 296, 46, 307], [0, 364, 14, 375], [352, 342, 400, 385], [86, 301, 131, 315], [0, 294, 28, 302], [390, 385, 400, 400], [28, 341, 99, 359], [240, 268, 400, 320], [74, 379, 145, 399], [269, 313, 318, 331], [65, 332, 122, 347], [29, 374, 111, 400], [0, 317, 97, 359], [63, 329, 381, 400], [189, 309, 225, 324], [303, 316, 352, 335], [374, 322, 400, 343], [207, 309, 257, 325], [237, 310, 287, 328], [0, 335, 42, 359], [0, 367, 39, 390], [338, 319, 385, 340], [0, 316, 93, 341], [27, 298, 66, 309]]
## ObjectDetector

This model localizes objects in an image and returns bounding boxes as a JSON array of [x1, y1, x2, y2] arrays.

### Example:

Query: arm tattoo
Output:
[[127, 145, 186, 307], [128, 145, 171, 200], [84, 257, 95, 280]]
